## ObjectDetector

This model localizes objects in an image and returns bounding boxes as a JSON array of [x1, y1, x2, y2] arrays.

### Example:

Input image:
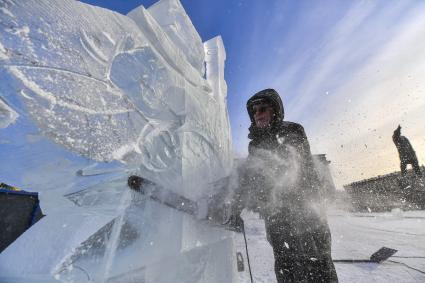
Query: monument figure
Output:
[[392, 125, 422, 176]]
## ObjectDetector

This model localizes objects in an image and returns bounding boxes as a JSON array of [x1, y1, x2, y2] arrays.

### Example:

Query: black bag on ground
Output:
[[0, 183, 44, 253]]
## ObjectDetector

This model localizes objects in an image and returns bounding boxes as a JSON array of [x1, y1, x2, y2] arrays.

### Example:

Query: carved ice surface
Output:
[[0, 0, 234, 282], [146, 0, 206, 76], [0, 97, 18, 128]]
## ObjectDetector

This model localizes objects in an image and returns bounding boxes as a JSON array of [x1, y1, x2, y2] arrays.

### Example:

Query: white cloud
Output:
[[301, 3, 425, 187]]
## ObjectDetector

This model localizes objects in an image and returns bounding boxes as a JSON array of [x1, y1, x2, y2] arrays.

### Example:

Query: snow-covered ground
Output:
[[236, 208, 425, 282]]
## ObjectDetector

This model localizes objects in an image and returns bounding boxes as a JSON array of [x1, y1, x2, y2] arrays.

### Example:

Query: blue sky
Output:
[[79, 0, 425, 187]]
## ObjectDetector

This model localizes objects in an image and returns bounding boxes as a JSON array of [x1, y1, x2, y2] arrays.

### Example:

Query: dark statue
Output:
[[392, 125, 422, 176]]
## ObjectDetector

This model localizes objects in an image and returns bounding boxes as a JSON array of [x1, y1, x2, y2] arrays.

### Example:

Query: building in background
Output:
[[344, 167, 425, 212], [313, 154, 337, 201]]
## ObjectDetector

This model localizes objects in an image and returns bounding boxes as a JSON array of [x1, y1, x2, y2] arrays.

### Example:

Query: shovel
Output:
[[333, 247, 398, 263]]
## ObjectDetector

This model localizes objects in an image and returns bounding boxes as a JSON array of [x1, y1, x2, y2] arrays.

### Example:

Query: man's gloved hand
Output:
[[225, 214, 244, 233]]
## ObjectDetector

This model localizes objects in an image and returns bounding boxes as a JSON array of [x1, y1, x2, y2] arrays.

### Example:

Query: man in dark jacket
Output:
[[392, 125, 422, 176], [232, 89, 338, 282]]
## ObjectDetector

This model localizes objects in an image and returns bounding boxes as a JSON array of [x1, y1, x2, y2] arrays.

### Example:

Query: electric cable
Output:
[[388, 260, 425, 275], [333, 257, 425, 275], [392, 256, 425, 259], [333, 259, 374, 263], [242, 221, 254, 283]]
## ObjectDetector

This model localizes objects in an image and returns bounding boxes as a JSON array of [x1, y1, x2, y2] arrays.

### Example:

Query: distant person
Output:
[[392, 125, 422, 176], [230, 89, 338, 282]]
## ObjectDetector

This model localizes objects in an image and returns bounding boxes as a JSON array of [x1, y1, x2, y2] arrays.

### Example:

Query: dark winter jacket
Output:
[[236, 88, 338, 282], [239, 88, 322, 221], [392, 126, 418, 164]]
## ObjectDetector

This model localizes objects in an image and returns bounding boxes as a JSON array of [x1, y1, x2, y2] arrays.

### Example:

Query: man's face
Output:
[[252, 103, 274, 128]]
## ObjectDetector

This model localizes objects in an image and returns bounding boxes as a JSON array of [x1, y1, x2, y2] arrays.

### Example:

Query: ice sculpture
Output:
[[0, 97, 18, 128], [0, 0, 235, 282]]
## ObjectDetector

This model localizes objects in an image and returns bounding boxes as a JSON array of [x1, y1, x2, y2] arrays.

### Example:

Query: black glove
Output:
[[225, 214, 244, 233]]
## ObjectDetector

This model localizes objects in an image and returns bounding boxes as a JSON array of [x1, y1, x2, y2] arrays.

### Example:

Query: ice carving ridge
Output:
[[0, 0, 234, 281]]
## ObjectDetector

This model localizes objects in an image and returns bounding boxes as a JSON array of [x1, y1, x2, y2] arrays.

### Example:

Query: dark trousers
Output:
[[266, 222, 338, 283], [401, 159, 422, 176]]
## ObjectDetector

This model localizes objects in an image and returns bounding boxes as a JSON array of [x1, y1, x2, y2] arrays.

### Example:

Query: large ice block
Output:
[[0, 97, 18, 128], [204, 36, 228, 99], [0, 0, 236, 282], [146, 0, 205, 76], [127, 4, 208, 90]]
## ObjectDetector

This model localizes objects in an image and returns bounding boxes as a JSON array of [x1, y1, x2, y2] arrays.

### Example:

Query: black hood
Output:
[[246, 88, 284, 123]]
